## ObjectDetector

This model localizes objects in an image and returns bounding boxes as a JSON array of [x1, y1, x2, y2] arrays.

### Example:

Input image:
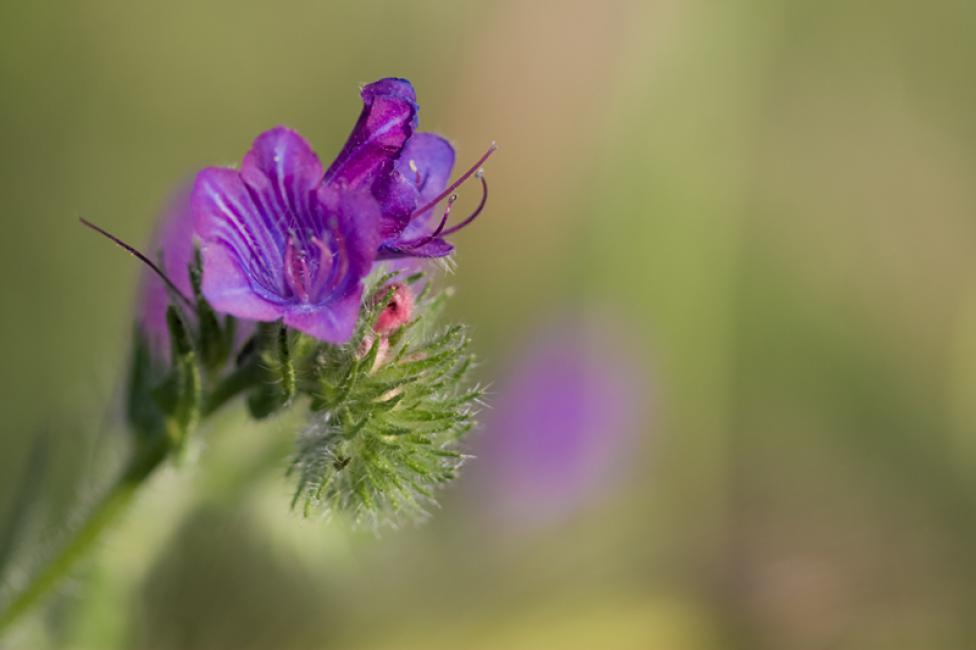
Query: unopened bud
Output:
[[371, 283, 414, 335]]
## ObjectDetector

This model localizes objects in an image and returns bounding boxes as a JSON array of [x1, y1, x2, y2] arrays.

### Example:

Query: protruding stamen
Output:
[[79, 217, 194, 309], [409, 142, 497, 219], [394, 194, 456, 251], [439, 171, 489, 237]]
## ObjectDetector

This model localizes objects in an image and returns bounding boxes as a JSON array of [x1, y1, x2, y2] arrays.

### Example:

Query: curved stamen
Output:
[[79, 217, 194, 309], [429, 195, 455, 237], [400, 194, 456, 249], [409, 142, 496, 219], [439, 172, 488, 237], [414, 194, 457, 239]]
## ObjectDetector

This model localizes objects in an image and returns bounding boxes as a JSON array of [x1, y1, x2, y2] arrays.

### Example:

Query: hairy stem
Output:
[[0, 437, 169, 635]]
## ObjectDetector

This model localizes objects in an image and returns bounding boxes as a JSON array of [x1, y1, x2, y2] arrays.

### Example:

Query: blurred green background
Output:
[[2, 0, 976, 648]]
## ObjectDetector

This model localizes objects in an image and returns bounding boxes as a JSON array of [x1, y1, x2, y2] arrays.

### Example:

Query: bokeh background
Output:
[[2, 1, 976, 648]]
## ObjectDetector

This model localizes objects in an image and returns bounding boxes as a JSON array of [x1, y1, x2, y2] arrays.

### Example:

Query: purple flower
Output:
[[137, 187, 196, 358], [323, 78, 494, 259], [192, 127, 379, 344]]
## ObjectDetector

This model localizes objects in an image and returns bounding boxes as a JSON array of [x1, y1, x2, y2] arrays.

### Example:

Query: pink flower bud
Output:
[[371, 283, 414, 335]]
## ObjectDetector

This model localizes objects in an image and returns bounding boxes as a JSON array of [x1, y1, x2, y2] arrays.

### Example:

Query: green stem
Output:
[[203, 362, 262, 417], [0, 342, 265, 636], [0, 438, 169, 635]]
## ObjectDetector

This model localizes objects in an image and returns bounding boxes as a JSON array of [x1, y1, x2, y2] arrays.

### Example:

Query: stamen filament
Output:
[[431, 195, 456, 237], [439, 173, 488, 237], [398, 195, 456, 250]]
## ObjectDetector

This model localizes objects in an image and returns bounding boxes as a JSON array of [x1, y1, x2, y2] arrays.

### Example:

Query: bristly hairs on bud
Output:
[[288, 270, 484, 529]]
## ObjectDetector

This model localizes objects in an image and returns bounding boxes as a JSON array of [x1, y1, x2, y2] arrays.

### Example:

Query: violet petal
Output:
[[239, 127, 325, 246], [386, 133, 456, 242], [197, 239, 285, 322], [193, 166, 288, 304]]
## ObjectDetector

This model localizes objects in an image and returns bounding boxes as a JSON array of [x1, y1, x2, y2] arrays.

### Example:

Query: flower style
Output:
[[193, 127, 380, 344], [323, 77, 495, 259]]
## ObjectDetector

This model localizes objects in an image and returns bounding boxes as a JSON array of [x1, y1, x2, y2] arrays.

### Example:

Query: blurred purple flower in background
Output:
[[193, 127, 380, 344], [137, 187, 195, 358], [473, 316, 651, 527]]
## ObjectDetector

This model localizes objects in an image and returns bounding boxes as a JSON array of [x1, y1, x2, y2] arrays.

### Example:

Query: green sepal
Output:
[[246, 322, 296, 419], [277, 325, 296, 403], [152, 307, 202, 453], [126, 328, 166, 440], [246, 383, 283, 419], [189, 248, 233, 374]]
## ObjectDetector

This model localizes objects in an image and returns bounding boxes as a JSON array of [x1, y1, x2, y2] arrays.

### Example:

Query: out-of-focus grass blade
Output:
[[0, 435, 49, 581]]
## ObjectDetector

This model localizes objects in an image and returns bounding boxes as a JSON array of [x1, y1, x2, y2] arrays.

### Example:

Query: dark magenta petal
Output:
[[377, 237, 454, 260], [371, 171, 420, 240], [323, 78, 418, 188], [320, 80, 470, 263]]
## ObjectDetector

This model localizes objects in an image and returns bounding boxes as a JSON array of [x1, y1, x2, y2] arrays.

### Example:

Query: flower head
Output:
[[324, 78, 494, 259], [193, 127, 380, 344]]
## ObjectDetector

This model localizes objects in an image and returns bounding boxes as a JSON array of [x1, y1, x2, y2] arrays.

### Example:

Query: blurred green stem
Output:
[[0, 358, 268, 636], [0, 437, 169, 635], [203, 361, 262, 417]]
